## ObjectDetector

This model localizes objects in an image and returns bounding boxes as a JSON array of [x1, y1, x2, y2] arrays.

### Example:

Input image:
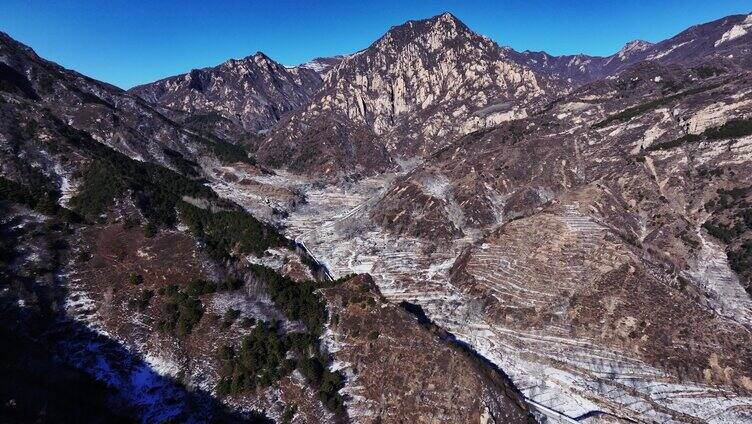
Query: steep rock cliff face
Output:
[[259, 13, 554, 176]]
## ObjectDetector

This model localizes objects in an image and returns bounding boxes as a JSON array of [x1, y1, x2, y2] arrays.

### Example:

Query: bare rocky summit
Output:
[[259, 13, 554, 177], [130, 52, 324, 139]]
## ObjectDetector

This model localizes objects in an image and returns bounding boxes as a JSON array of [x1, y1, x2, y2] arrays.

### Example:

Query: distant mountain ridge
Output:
[[0, 31, 247, 170], [130, 11, 752, 178], [129, 52, 324, 138], [517, 13, 752, 83]]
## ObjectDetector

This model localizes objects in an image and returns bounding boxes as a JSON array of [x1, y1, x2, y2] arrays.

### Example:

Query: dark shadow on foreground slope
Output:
[[0, 203, 271, 424]]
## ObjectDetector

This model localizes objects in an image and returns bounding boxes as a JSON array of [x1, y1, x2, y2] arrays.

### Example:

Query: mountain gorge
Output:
[[2, 9, 752, 424]]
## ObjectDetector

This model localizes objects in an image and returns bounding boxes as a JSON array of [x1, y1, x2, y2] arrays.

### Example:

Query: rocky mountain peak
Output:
[[249, 51, 279, 67], [317, 10, 541, 100], [260, 12, 554, 175], [422, 11, 467, 34], [130, 50, 324, 135], [214, 51, 284, 76], [616, 39, 654, 60], [436, 11, 460, 22], [369, 11, 475, 55]]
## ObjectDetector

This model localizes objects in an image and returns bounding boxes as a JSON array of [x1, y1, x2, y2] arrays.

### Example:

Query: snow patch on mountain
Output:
[[715, 14, 752, 47], [647, 41, 692, 60], [300, 60, 329, 73]]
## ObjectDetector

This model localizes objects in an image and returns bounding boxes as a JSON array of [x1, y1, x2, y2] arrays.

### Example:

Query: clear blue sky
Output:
[[1, 1, 749, 89]]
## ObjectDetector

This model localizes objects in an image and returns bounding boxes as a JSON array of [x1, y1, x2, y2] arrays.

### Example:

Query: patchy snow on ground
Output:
[[54, 163, 79, 208], [646, 41, 691, 60], [207, 163, 752, 423]]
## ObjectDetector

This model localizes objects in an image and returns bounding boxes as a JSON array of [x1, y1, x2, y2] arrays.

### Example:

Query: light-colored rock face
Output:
[[616, 40, 654, 61], [261, 13, 553, 173], [716, 14, 752, 47], [297, 55, 347, 76], [314, 12, 546, 149], [129, 52, 323, 135]]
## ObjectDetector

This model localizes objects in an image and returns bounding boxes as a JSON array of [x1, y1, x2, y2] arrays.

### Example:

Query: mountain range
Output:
[[2, 10, 752, 424]]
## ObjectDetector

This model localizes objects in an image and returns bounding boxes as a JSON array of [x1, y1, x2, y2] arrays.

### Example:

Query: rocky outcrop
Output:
[[297, 55, 347, 76]]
